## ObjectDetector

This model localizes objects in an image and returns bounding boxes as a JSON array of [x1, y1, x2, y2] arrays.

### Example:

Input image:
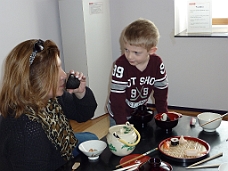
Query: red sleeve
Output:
[[109, 91, 128, 124], [153, 57, 168, 113], [154, 87, 168, 113], [108, 57, 129, 124]]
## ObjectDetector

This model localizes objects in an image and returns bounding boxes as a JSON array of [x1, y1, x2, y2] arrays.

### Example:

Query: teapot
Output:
[[106, 122, 141, 156]]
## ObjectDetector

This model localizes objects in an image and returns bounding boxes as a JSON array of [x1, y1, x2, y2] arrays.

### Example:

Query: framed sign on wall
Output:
[[187, 0, 212, 33]]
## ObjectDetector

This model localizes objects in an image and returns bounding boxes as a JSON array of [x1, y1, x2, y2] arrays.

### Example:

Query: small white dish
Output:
[[197, 112, 222, 132], [78, 140, 107, 161], [218, 162, 228, 171]]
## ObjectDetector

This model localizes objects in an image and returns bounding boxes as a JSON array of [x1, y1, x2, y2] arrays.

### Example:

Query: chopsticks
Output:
[[186, 152, 223, 169], [113, 163, 140, 171], [201, 113, 228, 127], [115, 148, 158, 168], [186, 164, 220, 169]]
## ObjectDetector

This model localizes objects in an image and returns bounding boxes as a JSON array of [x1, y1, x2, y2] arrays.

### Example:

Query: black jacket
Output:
[[0, 87, 97, 171]]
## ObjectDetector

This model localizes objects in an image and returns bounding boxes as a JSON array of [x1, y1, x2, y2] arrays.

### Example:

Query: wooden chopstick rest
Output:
[[72, 162, 80, 171]]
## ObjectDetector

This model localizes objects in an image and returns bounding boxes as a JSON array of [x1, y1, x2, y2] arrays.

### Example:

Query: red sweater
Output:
[[107, 54, 168, 124]]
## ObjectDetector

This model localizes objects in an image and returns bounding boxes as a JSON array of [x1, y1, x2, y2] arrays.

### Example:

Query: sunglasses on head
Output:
[[29, 39, 44, 66]]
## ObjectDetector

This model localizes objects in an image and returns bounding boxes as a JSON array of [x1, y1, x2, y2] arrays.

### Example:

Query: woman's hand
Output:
[[66, 70, 86, 99]]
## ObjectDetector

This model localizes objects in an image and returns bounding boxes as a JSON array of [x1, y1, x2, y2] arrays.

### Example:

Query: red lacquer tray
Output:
[[158, 136, 210, 163], [119, 154, 150, 167]]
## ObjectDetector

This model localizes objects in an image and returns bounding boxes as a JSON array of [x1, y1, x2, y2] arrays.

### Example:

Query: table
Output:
[[57, 115, 228, 171]]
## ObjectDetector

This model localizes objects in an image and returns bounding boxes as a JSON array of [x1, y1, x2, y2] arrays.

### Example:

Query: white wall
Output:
[[212, 0, 228, 18], [0, 0, 227, 112], [0, 0, 63, 78], [109, 0, 228, 111], [59, 0, 113, 118]]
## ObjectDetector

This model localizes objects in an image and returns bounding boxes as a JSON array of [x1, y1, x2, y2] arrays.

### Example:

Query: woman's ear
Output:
[[149, 47, 157, 55]]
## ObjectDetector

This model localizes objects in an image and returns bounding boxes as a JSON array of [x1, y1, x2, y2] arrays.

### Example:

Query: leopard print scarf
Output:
[[25, 98, 77, 160]]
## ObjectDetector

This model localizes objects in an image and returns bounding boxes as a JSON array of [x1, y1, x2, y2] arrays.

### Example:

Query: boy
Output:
[[107, 18, 168, 125]]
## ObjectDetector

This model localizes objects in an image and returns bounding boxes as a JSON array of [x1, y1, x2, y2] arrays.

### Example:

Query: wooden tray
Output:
[[158, 136, 210, 163]]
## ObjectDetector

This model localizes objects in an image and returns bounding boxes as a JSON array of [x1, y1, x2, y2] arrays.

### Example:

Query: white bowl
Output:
[[218, 162, 228, 171], [78, 140, 107, 160], [197, 112, 222, 132]]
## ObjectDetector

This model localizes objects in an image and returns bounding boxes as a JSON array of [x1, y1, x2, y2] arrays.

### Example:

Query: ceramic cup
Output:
[[218, 162, 228, 171]]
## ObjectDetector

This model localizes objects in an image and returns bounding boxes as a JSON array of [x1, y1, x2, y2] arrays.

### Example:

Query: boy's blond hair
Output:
[[123, 18, 160, 51]]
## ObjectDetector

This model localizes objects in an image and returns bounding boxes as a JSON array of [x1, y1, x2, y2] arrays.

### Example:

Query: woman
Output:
[[0, 39, 98, 171]]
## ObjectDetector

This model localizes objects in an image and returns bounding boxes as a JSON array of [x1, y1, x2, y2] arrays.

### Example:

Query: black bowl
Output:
[[154, 112, 180, 132], [137, 157, 173, 171], [131, 110, 153, 123], [131, 106, 154, 128]]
